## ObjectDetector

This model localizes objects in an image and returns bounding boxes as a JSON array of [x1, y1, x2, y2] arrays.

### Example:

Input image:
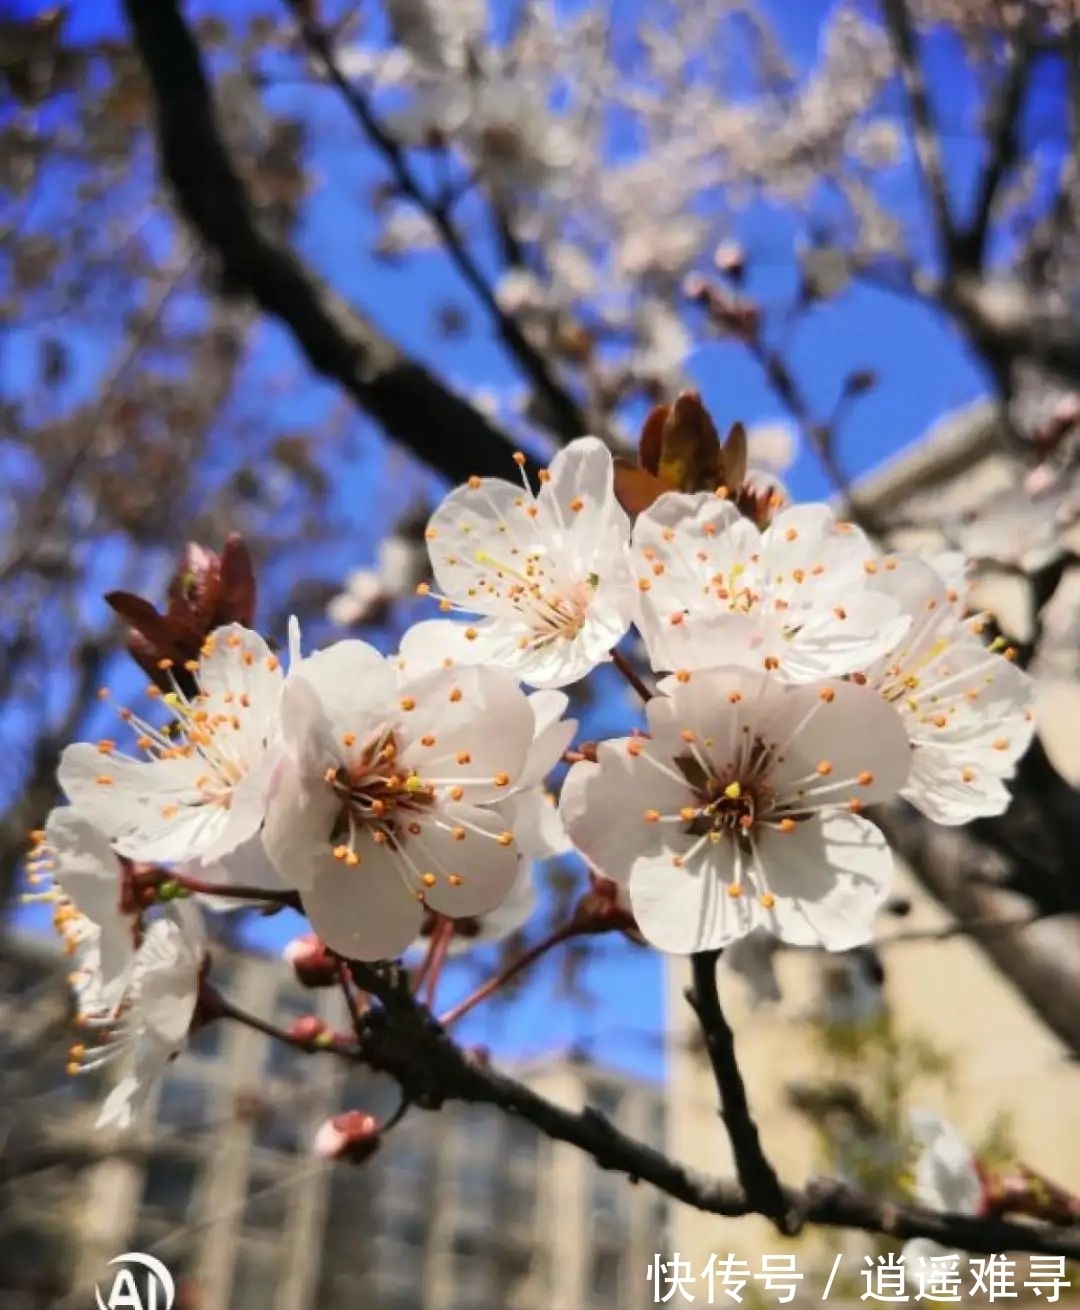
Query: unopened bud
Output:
[[284, 933, 338, 987], [314, 1111, 381, 1164], [288, 1014, 333, 1046], [572, 873, 645, 944]]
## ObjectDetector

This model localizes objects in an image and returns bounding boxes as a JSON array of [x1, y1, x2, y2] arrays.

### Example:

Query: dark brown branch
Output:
[[688, 951, 797, 1233], [295, 14, 587, 445], [121, 0, 538, 485], [339, 958, 1080, 1258], [881, 0, 957, 265], [959, 21, 1034, 270]]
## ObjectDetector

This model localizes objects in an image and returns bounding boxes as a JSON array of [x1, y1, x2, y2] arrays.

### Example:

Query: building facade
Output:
[[0, 936, 666, 1310]]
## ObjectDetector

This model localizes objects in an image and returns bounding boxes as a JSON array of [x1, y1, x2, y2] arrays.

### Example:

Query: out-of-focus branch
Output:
[[335, 959, 1080, 1257], [294, 14, 588, 445], [687, 951, 796, 1232], [881, 0, 956, 265], [878, 798, 1080, 1058], [959, 20, 1034, 270], [121, 0, 538, 484]]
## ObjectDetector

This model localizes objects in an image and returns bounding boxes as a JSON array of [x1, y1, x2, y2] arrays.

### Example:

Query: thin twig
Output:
[[687, 950, 798, 1234], [294, 12, 587, 445], [213, 995, 358, 1060], [881, 0, 956, 265], [172, 872, 301, 909], [438, 924, 577, 1027], [611, 648, 654, 703]]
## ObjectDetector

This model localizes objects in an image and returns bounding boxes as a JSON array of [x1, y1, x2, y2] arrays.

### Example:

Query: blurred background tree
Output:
[[1, 0, 1079, 1051]]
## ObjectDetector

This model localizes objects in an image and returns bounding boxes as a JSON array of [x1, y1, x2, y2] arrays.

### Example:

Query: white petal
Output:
[[626, 841, 757, 955], [519, 690, 576, 789], [138, 912, 203, 1045], [44, 807, 133, 1007], [559, 745, 691, 884], [754, 812, 893, 950], [294, 638, 397, 725], [198, 624, 283, 711], [96, 1035, 175, 1130], [399, 665, 534, 802], [766, 679, 911, 811], [302, 846, 424, 960], [262, 753, 340, 889], [502, 788, 571, 858], [412, 804, 521, 917], [903, 747, 1013, 825]]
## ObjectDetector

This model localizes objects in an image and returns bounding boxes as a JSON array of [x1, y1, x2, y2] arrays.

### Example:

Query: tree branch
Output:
[[959, 22, 1034, 270], [121, 0, 538, 484], [687, 951, 796, 1233], [881, 0, 956, 267], [336, 958, 1080, 1257], [295, 14, 588, 445]]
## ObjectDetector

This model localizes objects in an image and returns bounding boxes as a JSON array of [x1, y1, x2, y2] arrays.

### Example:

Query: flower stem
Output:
[[212, 993, 358, 1060], [687, 950, 800, 1234], [172, 871, 301, 909], [438, 924, 578, 1028], [611, 648, 653, 703]]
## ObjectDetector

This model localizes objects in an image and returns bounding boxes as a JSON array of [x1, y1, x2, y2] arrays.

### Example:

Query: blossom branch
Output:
[[292, 11, 588, 445], [438, 923, 578, 1028], [171, 872, 301, 910], [335, 958, 1080, 1258], [687, 950, 798, 1234], [208, 991, 359, 1060]]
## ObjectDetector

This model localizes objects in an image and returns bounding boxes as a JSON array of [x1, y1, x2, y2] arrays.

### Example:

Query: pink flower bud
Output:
[[314, 1111, 381, 1164], [283, 934, 338, 987], [288, 1014, 330, 1044]]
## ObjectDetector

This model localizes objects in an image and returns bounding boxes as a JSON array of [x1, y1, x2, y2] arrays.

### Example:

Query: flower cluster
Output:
[[34, 425, 1034, 1124]]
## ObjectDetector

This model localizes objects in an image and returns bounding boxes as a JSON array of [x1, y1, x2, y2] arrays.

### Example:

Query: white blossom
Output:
[[495, 689, 576, 860], [413, 864, 539, 958], [57, 624, 284, 866], [262, 639, 540, 960], [40, 807, 134, 1011], [902, 1110, 984, 1266], [404, 437, 634, 689], [69, 899, 207, 1130], [858, 555, 1036, 824], [632, 495, 910, 681], [560, 667, 910, 954]]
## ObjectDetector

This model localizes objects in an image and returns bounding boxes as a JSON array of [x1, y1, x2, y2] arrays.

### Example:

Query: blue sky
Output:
[[9, 0, 1063, 1083]]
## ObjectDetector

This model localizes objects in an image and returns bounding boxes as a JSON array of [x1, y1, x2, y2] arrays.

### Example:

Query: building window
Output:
[[244, 1167, 291, 1231], [229, 1241, 282, 1310], [589, 1248, 622, 1302], [156, 1076, 209, 1130], [251, 1100, 302, 1156], [140, 1154, 200, 1222]]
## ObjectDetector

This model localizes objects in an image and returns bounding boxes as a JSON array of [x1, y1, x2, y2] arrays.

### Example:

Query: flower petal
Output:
[[44, 807, 133, 1007], [412, 803, 521, 917], [753, 811, 892, 950], [302, 845, 425, 960]]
